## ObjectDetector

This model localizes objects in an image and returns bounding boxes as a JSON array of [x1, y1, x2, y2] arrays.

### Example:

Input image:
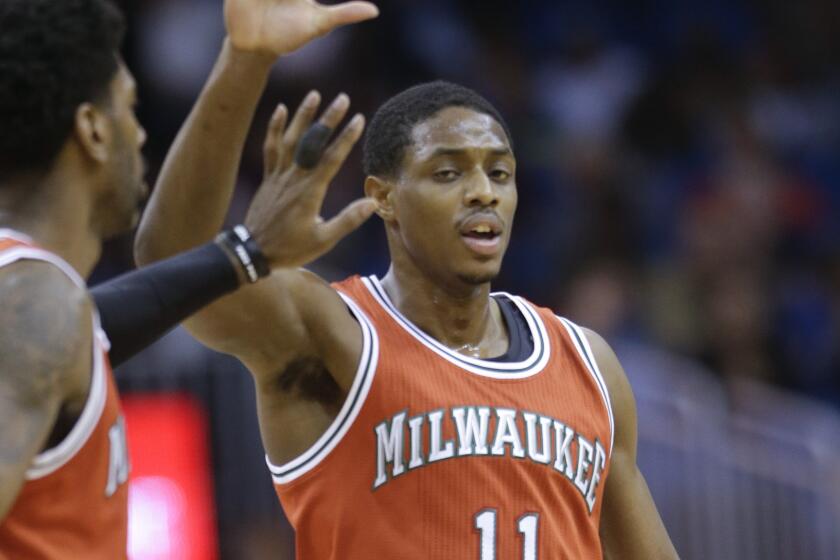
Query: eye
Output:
[[490, 168, 511, 182], [433, 169, 459, 182]]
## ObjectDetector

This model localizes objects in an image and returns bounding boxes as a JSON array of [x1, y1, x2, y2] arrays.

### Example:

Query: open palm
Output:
[[225, 0, 378, 56]]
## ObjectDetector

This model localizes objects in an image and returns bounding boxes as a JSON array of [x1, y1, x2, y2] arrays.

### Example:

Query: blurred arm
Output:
[[0, 263, 91, 519], [584, 329, 680, 560]]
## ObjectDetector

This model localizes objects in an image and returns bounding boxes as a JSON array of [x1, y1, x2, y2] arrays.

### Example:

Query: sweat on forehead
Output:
[[362, 81, 513, 179], [408, 108, 511, 162]]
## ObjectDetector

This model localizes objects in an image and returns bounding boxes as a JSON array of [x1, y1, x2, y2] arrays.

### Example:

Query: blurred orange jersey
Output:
[[0, 230, 129, 560], [269, 275, 614, 559]]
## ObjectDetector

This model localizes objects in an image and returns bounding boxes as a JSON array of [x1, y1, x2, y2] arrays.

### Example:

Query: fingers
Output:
[[320, 197, 378, 248], [295, 93, 350, 169], [314, 113, 365, 185], [293, 93, 351, 169], [315, 92, 351, 132], [284, 91, 352, 170], [320, 2, 379, 31], [282, 91, 321, 167], [294, 123, 333, 169], [263, 104, 287, 176]]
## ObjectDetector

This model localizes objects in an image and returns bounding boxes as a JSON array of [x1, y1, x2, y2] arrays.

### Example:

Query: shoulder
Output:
[[0, 260, 93, 402]]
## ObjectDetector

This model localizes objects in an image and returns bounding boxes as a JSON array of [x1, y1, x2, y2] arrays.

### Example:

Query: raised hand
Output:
[[244, 92, 377, 269], [225, 0, 379, 57]]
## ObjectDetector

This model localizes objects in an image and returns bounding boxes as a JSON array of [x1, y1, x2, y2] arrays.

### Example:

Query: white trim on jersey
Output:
[[0, 242, 110, 480], [25, 332, 108, 480], [267, 292, 379, 485], [362, 276, 551, 379], [556, 317, 615, 455], [0, 246, 86, 287], [0, 228, 33, 244]]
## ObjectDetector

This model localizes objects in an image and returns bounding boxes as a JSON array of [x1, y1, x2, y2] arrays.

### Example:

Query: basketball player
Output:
[[136, 0, 679, 557], [0, 0, 377, 558]]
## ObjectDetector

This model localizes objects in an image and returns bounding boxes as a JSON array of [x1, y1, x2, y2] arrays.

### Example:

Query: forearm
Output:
[[135, 40, 274, 264], [93, 242, 242, 367]]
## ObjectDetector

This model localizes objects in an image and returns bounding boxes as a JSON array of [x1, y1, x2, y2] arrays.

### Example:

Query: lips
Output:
[[458, 213, 503, 256]]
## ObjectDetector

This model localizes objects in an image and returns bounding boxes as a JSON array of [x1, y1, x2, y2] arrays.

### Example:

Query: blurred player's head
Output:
[[0, 0, 147, 237], [363, 81, 516, 291]]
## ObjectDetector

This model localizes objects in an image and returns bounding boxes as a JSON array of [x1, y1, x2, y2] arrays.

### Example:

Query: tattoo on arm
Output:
[[0, 262, 91, 517]]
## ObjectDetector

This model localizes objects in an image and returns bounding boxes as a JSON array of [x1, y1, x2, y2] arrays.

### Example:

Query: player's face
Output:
[[95, 63, 148, 238], [390, 107, 517, 289]]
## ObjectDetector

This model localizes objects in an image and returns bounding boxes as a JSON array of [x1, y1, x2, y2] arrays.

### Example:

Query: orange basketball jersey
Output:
[[269, 275, 614, 559], [0, 230, 129, 560]]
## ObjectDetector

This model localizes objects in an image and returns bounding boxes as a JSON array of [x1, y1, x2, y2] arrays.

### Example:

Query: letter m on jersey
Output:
[[374, 411, 407, 488]]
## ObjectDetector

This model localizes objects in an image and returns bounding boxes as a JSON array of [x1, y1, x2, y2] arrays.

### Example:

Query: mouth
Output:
[[459, 215, 503, 256]]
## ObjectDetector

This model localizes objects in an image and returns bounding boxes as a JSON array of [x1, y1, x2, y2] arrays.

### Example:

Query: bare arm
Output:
[[584, 329, 679, 559], [134, 41, 274, 260], [0, 263, 91, 519], [135, 0, 379, 259], [134, 0, 378, 375]]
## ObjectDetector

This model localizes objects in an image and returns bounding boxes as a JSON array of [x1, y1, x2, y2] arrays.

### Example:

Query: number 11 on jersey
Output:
[[474, 509, 539, 559]]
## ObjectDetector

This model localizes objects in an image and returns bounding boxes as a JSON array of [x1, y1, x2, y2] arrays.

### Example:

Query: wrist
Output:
[[214, 235, 249, 286], [223, 38, 279, 72], [215, 225, 271, 284]]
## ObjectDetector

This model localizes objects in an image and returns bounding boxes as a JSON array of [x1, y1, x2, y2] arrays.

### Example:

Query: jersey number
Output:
[[474, 509, 539, 560]]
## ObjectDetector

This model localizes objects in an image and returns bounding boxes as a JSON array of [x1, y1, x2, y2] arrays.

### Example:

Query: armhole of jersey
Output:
[[0, 247, 108, 480], [556, 317, 615, 456], [266, 292, 379, 485]]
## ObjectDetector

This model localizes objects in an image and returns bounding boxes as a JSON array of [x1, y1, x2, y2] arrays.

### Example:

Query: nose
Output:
[[463, 170, 498, 208], [138, 125, 147, 148]]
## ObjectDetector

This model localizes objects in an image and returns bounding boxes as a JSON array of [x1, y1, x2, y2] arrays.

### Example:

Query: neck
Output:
[[0, 171, 100, 279], [380, 257, 508, 359]]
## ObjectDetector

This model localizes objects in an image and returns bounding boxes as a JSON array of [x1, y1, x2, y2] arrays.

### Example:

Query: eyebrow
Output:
[[428, 146, 513, 159]]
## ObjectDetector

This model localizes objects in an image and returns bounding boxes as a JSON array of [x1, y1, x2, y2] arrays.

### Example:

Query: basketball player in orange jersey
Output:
[[0, 0, 377, 558], [136, 0, 679, 557]]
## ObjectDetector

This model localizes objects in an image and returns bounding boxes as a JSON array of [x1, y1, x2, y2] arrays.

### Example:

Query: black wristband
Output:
[[216, 225, 270, 283], [232, 225, 271, 279]]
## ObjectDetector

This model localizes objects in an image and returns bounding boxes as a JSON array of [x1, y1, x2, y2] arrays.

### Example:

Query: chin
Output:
[[453, 256, 504, 286], [456, 270, 499, 286]]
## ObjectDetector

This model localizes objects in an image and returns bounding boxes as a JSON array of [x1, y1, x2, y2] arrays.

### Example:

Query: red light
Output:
[[122, 394, 218, 560]]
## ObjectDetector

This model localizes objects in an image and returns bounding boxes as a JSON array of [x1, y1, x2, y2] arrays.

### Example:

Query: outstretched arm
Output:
[[134, 0, 378, 260], [0, 264, 91, 519], [585, 329, 680, 559], [133, 41, 273, 260], [134, 0, 378, 374]]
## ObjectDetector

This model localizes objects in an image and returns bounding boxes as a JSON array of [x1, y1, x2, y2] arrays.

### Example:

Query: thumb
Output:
[[320, 2, 379, 30], [320, 197, 377, 247]]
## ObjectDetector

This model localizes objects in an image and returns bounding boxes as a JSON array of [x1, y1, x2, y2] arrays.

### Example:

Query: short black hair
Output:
[[363, 81, 513, 178], [0, 0, 125, 181]]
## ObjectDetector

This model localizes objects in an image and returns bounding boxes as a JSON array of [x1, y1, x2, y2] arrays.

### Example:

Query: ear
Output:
[[364, 175, 396, 221], [74, 102, 111, 164]]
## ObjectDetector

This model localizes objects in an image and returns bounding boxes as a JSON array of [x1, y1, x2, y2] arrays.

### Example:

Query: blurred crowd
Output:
[[109, 0, 840, 404], [100, 0, 839, 556]]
